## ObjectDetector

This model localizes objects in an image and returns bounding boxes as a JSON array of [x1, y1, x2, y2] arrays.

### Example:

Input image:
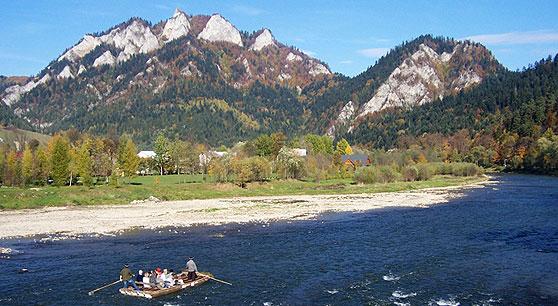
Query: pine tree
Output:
[[50, 135, 71, 186]]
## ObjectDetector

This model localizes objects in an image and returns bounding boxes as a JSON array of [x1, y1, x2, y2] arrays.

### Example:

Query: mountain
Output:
[[347, 55, 558, 149], [302, 36, 502, 137], [0, 9, 331, 146], [0, 10, 502, 147]]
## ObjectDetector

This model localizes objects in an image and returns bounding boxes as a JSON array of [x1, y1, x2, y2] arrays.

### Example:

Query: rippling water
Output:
[[1, 174, 558, 305]]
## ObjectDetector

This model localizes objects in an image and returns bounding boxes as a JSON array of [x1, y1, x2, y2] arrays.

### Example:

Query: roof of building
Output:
[[341, 154, 370, 165]]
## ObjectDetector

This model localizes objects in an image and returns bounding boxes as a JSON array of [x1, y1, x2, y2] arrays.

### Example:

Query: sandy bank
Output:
[[0, 180, 489, 239]]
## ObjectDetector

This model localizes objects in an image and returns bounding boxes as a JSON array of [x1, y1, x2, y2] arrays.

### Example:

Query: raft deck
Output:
[[119, 273, 211, 299]]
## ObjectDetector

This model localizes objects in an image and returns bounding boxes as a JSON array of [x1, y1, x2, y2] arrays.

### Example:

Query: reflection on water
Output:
[[1, 174, 557, 305]]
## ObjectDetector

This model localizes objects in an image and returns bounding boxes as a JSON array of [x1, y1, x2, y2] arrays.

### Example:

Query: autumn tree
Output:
[[76, 139, 93, 186], [3, 151, 20, 186], [118, 135, 140, 180], [21, 145, 34, 185], [336, 138, 353, 155], [271, 132, 287, 157]]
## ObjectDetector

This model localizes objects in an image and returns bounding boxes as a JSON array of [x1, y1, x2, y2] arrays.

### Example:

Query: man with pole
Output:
[[185, 257, 198, 280], [120, 264, 140, 292]]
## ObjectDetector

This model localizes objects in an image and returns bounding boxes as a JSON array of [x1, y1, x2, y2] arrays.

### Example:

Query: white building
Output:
[[291, 148, 307, 157], [137, 150, 156, 159], [199, 151, 228, 167]]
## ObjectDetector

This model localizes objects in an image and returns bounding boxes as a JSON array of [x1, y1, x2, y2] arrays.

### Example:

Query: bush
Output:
[[379, 165, 399, 182], [354, 166, 381, 184], [402, 166, 419, 181], [275, 147, 305, 179], [417, 164, 433, 181], [233, 157, 272, 183], [355, 165, 400, 184], [429, 162, 482, 176]]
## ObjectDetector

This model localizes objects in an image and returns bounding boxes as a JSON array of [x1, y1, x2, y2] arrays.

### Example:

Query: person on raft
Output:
[[185, 257, 198, 280], [120, 264, 140, 291]]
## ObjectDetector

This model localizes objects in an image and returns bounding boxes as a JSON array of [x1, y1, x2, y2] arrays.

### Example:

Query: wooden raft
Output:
[[119, 273, 211, 299]]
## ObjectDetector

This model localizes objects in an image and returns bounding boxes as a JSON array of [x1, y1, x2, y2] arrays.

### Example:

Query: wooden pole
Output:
[[197, 273, 233, 286], [88, 279, 121, 295]]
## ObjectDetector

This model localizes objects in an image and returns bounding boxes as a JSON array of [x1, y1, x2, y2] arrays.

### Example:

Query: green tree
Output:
[[254, 134, 274, 157], [35, 148, 49, 185], [305, 134, 334, 155], [170, 140, 188, 175], [153, 133, 170, 175], [50, 135, 71, 186]]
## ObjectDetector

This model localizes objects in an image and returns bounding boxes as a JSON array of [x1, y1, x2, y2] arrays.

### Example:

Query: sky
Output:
[[1, 0, 558, 77]]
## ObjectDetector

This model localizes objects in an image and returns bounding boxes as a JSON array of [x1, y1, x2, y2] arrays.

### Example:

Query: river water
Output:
[[1, 174, 557, 305]]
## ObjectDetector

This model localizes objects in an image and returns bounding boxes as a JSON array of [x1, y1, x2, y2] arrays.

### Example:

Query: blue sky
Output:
[[1, 0, 557, 77]]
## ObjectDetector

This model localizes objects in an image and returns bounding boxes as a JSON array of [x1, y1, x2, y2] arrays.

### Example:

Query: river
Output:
[[1, 174, 557, 305]]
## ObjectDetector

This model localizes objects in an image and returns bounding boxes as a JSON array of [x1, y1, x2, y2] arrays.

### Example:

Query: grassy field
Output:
[[0, 174, 485, 210]]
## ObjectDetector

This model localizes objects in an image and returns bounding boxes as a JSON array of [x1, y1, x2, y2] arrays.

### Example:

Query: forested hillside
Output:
[[348, 55, 558, 172]]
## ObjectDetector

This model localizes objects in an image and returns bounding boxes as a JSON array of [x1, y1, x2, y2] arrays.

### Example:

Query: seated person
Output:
[[142, 272, 151, 288], [149, 270, 157, 285], [165, 270, 176, 288]]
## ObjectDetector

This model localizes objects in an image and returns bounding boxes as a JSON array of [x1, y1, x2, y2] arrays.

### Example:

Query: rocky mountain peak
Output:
[[161, 8, 190, 42], [250, 29, 276, 51], [353, 40, 494, 122], [197, 14, 243, 46], [316, 37, 500, 136]]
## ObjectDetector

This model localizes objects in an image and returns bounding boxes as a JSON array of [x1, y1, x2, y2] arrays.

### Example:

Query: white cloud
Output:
[[464, 30, 558, 45], [357, 47, 390, 58], [340, 60, 353, 64]]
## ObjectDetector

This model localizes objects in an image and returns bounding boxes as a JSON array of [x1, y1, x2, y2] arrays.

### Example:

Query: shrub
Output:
[[379, 165, 399, 182], [354, 166, 381, 184], [355, 165, 400, 184], [275, 147, 305, 179], [429, 162, 482, 176], [233, 157, 272, 183], [417, 164, 433, 181], [402, 166, 419, 181]]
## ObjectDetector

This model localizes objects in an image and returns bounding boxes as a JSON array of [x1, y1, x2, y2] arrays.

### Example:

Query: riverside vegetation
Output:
[[0, 130, 484, 210]]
